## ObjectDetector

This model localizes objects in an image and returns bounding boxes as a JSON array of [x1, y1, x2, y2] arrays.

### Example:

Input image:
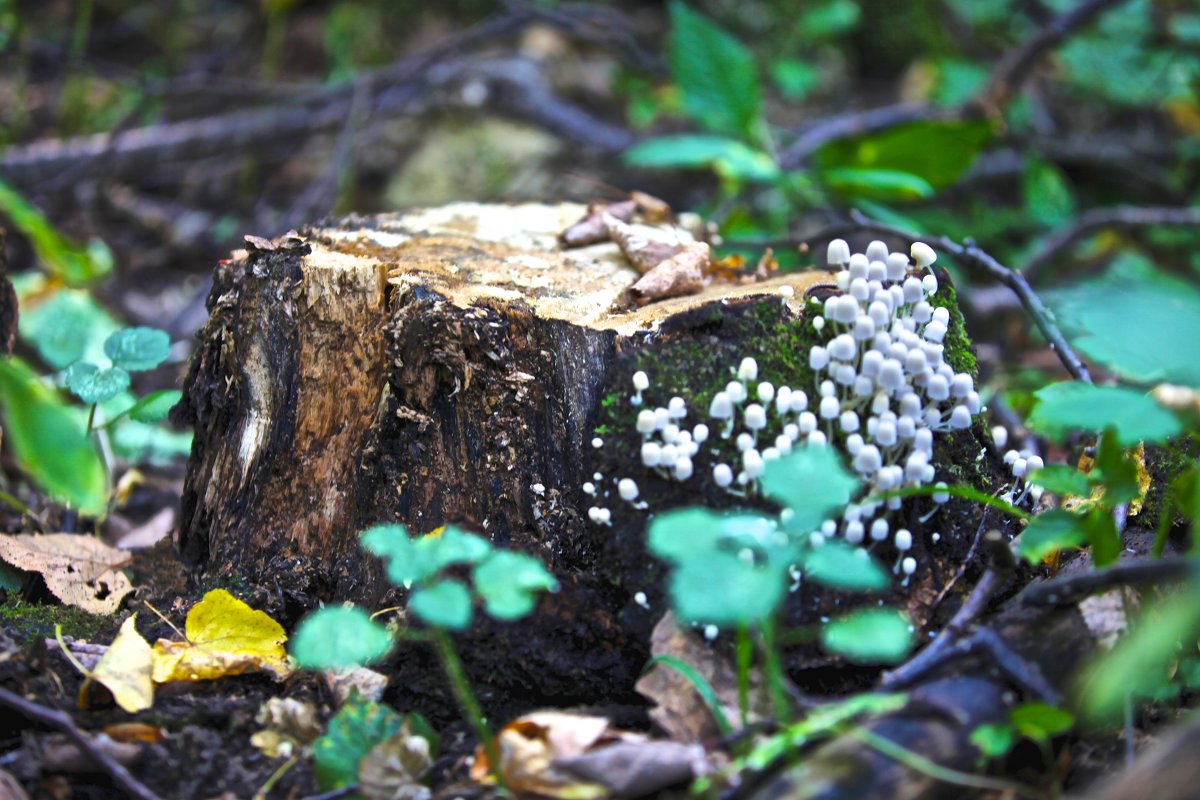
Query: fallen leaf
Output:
[[471, 711, 640, 798], [115, 507, 175, 550], [629, 243, 710, 306], [41, 733, 142, 772], [92, 615, 155, 713], [0, 767, 29, 800], [554, 740, 705, 798], [603, 213, 686, 274], [636, 612, 769, 742], [102, 723, 165, 744], [251, 697, 321, 758], [322, 665, 390, 705], [358, 730, 434, 800], [151, 589, 290, 683], [0, 534, 133, 614], [559, 200, 637, 248]]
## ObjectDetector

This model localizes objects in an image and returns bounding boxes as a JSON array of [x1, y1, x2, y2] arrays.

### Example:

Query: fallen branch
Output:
[[1021, 206, 1200, 281], [1019, 557, 1196, 607], [0, 685, 163, 800]]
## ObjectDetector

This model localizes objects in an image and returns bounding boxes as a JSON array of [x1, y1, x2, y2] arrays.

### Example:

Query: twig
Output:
[[974, 0, 1131, 111], [1021, 206, 1200, 281], [779, 105, 957, 169], [0, 685, 163, 800], [843, 211, 1094, 384], [1019, 557, 1196, 607]]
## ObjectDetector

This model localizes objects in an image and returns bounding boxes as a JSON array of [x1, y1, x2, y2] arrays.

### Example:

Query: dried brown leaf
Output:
[[559, 200, 636, 248], [554, 740, 706, 798], [603, 214, 685, 274], [358, 730, 433, 800], [0, 534, 133, 614], [629, 243, 710, 306]]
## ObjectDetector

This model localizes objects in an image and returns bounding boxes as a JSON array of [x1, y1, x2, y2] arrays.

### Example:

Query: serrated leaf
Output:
[[0, 358, 108, 515], [66, 362, 130, 404], [18, 289, 121, 369], [151, 588, 290, 682], [1017, 509, 1087, 564], [127, 389, 182, 423], [409, 579, 473, 630], [821, 609, 913, 665], [291, 606, 394, 669], [669, 552, 785, 626], [313, 693, 406, 791], [104, 327, 171, 372], [1028, 383, 1181, 446], [361, 524, 491, 588], [760, 448, 859, 534], [667, 2, 763, 142], [801, 542, 890, 592]]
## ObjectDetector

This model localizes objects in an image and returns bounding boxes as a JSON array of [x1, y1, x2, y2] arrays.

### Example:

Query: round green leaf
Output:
[[66, 362, 130, 405], [0, 358, 107, 515], [473, 550, 558, 621], [128, 389, 182, 423], [361, 524, 434, 586], [312, 694, 405, 790], [104, 327, 171, 372], [1017, 509, 1086, 564], [1028, 382, 1181, 446], [409, 579, 473, 630], [669, 552, 786, 626], [760, 448, 859, 534], [291, 606, 393, 669], [802, 542, 890, 592], [821, 609, 913, 665]]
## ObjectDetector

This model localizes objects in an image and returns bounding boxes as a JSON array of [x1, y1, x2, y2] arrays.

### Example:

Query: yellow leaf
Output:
[[151, 589, 290, 683], [0, 533, 133, 614], [93, 615, 154, 713], [1129, 442, 1152, 517]]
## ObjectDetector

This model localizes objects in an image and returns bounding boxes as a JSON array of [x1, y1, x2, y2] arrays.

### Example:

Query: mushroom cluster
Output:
[[591, 240, 984, 576]]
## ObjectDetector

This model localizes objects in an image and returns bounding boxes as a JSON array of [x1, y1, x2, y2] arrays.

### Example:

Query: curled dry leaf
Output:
[[602, 213, 686, 274], [323, 665, 390, 706], [151, 589, 290, 683], [0, 534, 133, 614], [629, 242, 710, 306], [358, 731, 434, 800], [471, 711, 644, 798], [554, 740, 707, 798], [251, 698, 321, 758], [559, 200, 637, 247]]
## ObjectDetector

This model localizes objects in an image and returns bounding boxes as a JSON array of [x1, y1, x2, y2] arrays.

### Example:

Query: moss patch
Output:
[[0, 597, 114, 646]]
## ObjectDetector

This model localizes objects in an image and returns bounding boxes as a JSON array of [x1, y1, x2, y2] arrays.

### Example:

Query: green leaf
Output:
[[0, 178, 113, 286], [127, 389, 182, 423], [760, 448, 859, 534], [821, 609, 913, 665], [624, 135, 778, 182], [648, 509, 781, 562], [770, 59, 818, 101], [1010, 702, 1074, 743], [801, 542, 890, 592], [1046, 258, 1200, 387], [361, 524, 491, 587], [312, 693, 405, 790], [667, 2, 763, 142], [1079, 586, 1200, 722], [409, 579, 473, 630], [1028, 464, 1093, 496], [1018, 509, 1086, 564], [473, 550, 558, 621], [819, 167, 934, 201], [1028, 383, 1181, 446], [970, 723, 1016, 759], [66, 363, 130, 405], [0, 358, 107, 515], [812, 119, 992, 191], [1022, 155, 1076, 227], [1093, 428, 1142, 506], [109, 417, 192, 466], [425, 525, 493, 572], [104, 327, 171, 372], [291, 606, 393, 669], [19, 288, 121, 370], [669, 552, 785, 626]]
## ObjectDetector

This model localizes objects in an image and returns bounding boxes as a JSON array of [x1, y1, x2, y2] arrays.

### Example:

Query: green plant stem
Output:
[[866, 483, 1029, 521], [85, 402, 97, 435], [643, 655, 733, 736], [760, 618, 790, 724], [0, 487, 37, 522], [848, 726, 1047, 798], [736, 624, 752, 728], [429, 627, 504, 790]]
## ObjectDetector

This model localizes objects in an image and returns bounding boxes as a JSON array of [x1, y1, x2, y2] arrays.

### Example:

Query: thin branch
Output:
[[0, 685, 164, 800], [779, 105, 958, 170], [1019, 557, 1196, 607], [1022, 206, 1200, 281], [974, 0, 1131, 111]]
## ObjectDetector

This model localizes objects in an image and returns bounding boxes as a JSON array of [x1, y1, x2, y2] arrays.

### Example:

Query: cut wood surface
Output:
[[175, 202, 988, 718]]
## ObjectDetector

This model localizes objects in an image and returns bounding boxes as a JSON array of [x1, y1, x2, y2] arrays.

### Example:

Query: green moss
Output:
[[1140, 435, 1200, 529], [929, 280, 977, 377], [0, 597, 113, 646]]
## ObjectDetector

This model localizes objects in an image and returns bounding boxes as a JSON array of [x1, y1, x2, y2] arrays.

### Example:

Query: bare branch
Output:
[[1019, 557, 1196, 607], [0, 685, 164, 800], [1022, 206, 1200, 281], [779, 105, 959, 170]]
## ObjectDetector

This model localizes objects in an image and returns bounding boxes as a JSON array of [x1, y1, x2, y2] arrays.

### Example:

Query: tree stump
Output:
[[175, 202, 992, 717]]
